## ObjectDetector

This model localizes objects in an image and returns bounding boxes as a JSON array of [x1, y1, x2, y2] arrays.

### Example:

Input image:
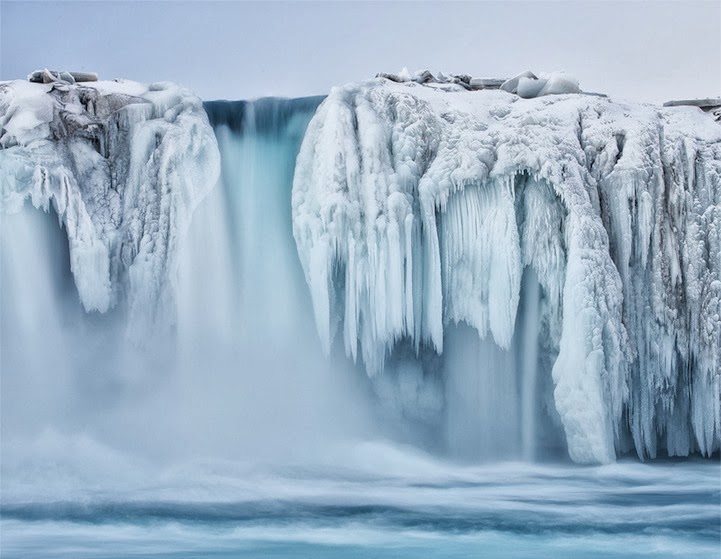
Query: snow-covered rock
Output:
[[27, 69, 99, 84], [376, 69, 583, 98], [501, 70, 581, 98], [292, 77, 721, 463], [0, 79, 220, 333]]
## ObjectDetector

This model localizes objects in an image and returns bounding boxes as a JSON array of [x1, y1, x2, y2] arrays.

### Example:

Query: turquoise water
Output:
[[2, 450, 718, 558]]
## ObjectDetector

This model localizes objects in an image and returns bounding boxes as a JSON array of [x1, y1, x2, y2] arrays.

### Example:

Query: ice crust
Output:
[[0, 79, 220, 331], [292, 78, 721, 463]]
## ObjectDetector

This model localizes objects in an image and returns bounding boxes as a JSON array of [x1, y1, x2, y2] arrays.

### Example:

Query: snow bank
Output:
[[292, 77, 721, 463], [0, 79, 220, 332]]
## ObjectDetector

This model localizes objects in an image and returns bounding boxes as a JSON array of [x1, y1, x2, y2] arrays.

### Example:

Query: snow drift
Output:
[[0, 79, 220, 331], [292, 77, 721, 463]]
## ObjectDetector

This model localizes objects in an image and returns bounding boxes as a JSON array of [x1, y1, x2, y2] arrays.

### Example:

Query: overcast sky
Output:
[[1, 1, 719, 103]]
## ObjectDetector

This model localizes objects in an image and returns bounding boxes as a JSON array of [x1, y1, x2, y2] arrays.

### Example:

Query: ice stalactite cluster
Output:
[[0, 79, 220, 332], [292, 78, 721, 463]]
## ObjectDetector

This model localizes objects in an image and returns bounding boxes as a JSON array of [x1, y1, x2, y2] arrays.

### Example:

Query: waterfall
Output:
[[519, 269, 542, 461], [169, 97, 376, 461]]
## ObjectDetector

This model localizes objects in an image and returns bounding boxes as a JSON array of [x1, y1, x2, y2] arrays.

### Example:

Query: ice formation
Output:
[[0, 79, 220, 331], [292, 77, 721, 463]]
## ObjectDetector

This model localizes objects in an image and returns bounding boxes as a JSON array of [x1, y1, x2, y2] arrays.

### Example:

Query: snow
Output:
[[0, 79, 220, 333], [292, 77, 721, 463]]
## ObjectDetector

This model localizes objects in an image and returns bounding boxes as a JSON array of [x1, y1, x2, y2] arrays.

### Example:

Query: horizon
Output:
[[1, 1, 720, 105]]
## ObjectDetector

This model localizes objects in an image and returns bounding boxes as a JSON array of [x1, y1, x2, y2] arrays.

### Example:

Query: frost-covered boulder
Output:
[[0, 79, 220, 333], [292, 76, 721, 463], [501, 70, 581, 98], [27, 69, 99, 84]]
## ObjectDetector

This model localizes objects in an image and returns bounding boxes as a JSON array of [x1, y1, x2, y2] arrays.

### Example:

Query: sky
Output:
[[1, 0, 719, 104]]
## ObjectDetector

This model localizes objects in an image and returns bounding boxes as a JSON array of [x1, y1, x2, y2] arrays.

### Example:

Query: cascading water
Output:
[[437, 185, 566, 461], [441, 268, 561, 462], [169, 97, 378, 461], [200, 97, 326, 341], [518, 269, 542, 461]]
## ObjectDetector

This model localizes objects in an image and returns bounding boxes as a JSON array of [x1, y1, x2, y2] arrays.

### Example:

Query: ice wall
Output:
[[0, 79, 220, 333], [292, 77, 721, 463]]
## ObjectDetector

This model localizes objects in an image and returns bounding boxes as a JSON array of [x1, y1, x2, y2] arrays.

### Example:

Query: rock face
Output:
[[0, 79, 220, 333], [292, 75, 721, 464]]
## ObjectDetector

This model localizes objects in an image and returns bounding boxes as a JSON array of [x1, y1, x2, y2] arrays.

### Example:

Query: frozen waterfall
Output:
[[1, 75, 719, 467], [292, 77, 721, 463]]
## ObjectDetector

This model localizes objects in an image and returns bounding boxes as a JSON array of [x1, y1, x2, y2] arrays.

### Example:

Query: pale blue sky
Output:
[[1, 1, 719, 103]]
